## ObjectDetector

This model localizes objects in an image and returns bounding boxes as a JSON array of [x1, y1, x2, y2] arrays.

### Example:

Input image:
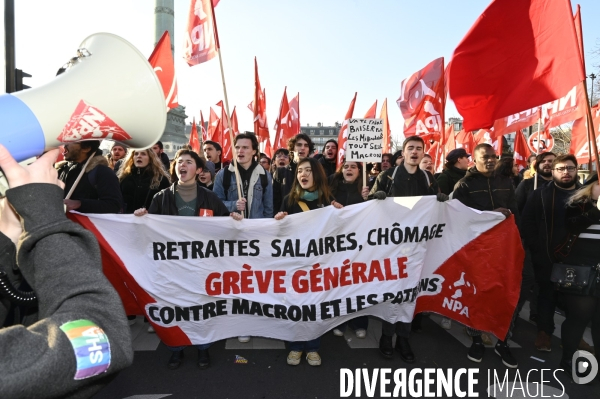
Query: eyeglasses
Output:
[[554, 166, 577, 172], [276, 154, 289, 158]]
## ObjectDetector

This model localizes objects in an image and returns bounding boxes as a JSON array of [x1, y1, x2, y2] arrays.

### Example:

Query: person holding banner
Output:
[[369, 136, 441, 364], [0, 145, 133, 398], [274, 157, 342, 366], [453, 143, 520, 368], [328, 160, 370, 338], [134, 149, 241, 370]]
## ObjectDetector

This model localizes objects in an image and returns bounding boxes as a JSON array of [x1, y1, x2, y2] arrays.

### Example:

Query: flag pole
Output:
[[210, 1, 244, 216], [582, 78, 600, 173], [534, 118, 542, 190]]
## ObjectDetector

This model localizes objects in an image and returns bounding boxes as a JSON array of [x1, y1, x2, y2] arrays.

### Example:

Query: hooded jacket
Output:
[[56, 151, 124, 213], [148, 182, 230, 217], [0, 184, 133, 398], [453, 167, 519, 223]]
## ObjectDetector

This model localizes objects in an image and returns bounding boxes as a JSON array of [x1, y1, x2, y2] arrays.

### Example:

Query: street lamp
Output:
[[589, 73, 597, 107]]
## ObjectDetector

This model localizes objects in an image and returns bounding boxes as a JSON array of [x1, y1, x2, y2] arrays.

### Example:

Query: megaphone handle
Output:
[[65, 154, 95, 200]]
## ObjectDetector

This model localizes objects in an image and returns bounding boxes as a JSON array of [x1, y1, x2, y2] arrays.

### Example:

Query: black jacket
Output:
[[329, 176, 364, 207], [521, 181, 583, 279], [0, 184, 133, 398], [453, 167, 519, 222], [57, 153, 124, 214], [562, 199, 600, 266], [273, 161, 297, 213], [369, 164, 438, 198], [120, 167, 171, 213], [515, 175, 552, 214], [148, 182, 230, 216], [319, 157, 337, 179], [436, 166, 467, 195]]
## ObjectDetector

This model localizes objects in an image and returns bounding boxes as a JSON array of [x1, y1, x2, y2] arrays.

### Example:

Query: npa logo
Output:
[[58, 100, 131, 142]]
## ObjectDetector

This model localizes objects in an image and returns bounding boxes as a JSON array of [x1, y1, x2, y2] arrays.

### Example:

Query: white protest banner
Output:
[[345, 118, 384, 162], [71, 197, 523, 346]]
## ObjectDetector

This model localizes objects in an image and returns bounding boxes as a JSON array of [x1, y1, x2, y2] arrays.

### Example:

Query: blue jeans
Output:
[[168, 343, 211, 351], [288, 337, 320, 352]]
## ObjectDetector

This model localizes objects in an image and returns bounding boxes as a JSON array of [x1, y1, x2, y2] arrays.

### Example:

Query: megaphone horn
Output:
[[0, 33, 167, 162]]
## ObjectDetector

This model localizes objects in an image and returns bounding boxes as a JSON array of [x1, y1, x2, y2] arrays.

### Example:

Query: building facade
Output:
[[301, 122, 340, 150]]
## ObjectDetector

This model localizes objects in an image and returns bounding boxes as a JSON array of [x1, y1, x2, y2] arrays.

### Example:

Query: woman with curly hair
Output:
[[118, 149, 171, 214], [275, 157, 342, 367]]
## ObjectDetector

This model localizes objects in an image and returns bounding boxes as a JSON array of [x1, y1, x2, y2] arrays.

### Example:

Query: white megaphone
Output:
[[0, 32, 166, 162]]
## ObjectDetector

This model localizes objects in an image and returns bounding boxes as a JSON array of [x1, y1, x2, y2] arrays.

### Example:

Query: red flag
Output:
[[253, 58, 270, 141], [215, 100, 227, 145], [513, 130, 532, 171], [448, 0, 585, 131], [364, 100, 377, 119], [474, 128, 503, 155], [289, 93, 301, 136], [207, 107, 219, 141], [427, 142, 443, 173], [380, 99, 392, 153], [273, 88, 293, 150], [148, 31, 179, 110], [200, 110, 207, 142], [574, 5, 585, 69], [337, 93, 358, 168], [230, 107, 239, 135], [397, 57, 445, 141], [492, 107, 541, 138], [264, 137, 273, 159], [455, 129, 475, 154], [444, 125, 456, 154], [542, 82, 587, 129], [570, 105, 600, 164], [183, 0, 220, 66], [221, 107, 238, 162], [189, 117, 201, 153]]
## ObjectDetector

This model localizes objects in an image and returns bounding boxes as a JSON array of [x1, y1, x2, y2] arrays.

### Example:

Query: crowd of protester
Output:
[[35, 131, 599, 377]]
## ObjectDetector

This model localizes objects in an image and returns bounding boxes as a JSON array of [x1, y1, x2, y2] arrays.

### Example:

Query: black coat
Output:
[[272, 162, 297, 213], [453, 167, 519, 222], [515, 175, 551, 214], [56, 154, 124, 214], [520, 181, 583, 280], [436, 166, 466, 195], [120, 167, 170, 213], [319, 157, 337, 179], [148, 182, 230, 217], [329, 176, 364, 207]]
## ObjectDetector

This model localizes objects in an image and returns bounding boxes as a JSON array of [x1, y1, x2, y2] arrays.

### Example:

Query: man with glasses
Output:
[[453, 143, 520, 368], [273, 149, 290, 168], [521, 154, 581, 353]]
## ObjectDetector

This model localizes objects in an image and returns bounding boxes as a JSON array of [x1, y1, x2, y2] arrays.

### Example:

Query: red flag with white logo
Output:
[[337, 93, 358, 168], [454, 129, 474, 154], [398, 57, 445, 141], [264, 136, 273, 158], [444, 125, 456, 154], [513, 130, 531, 171], [148, 31, 179, 110], [474, 128, 503, 155], [380, 99, 392, 153], [448, 0, 585, 131], [189, 117, 201, 153], [492, 107, 541, 138], [58, 100, 132, 142], [364, 100, 377, 119], [183, 0, 221, 67], [542, 82, 587, 130], [289, 93, 301, 136], [273, 88, 293, 150], [253, 58, 270, 142]]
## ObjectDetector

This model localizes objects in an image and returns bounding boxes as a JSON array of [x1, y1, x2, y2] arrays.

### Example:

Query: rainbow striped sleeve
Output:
[[60, 319, 112, 380]]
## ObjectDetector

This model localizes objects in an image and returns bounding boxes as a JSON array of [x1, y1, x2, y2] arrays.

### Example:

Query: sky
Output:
[[8, 0, 600, 145]]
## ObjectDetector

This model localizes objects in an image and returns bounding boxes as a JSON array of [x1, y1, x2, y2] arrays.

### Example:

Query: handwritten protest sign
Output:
[[346, 118, 384, 162]]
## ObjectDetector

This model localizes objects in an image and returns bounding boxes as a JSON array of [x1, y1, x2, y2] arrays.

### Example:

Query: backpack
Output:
[[222, 166, 268, 199]]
